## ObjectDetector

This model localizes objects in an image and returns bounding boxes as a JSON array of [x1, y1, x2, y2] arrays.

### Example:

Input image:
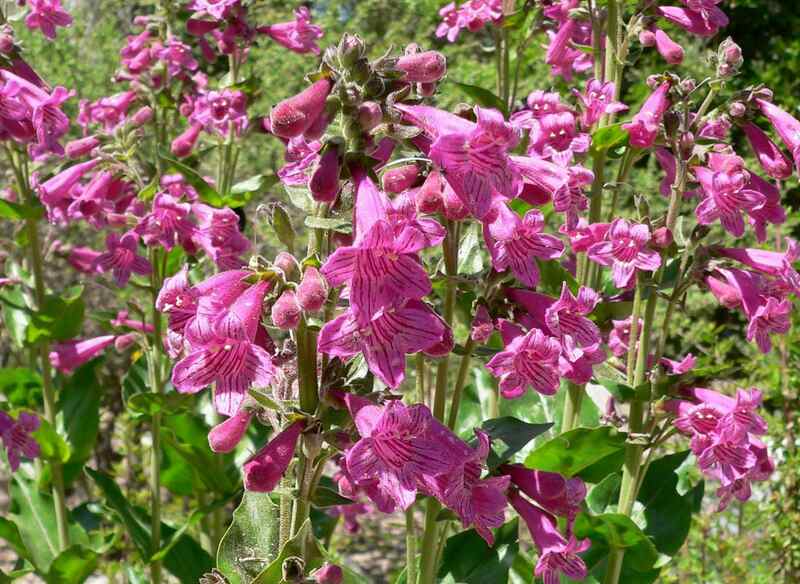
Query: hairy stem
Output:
[[405, 507, 418, 584], [447, 337, 475, 429]]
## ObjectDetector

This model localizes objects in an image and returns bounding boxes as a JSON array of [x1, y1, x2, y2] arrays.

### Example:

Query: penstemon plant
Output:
[[0, 0, 797, 583]]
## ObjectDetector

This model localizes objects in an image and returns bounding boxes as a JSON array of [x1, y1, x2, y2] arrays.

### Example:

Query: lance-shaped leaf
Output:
[[251, 519, 323, 583], [217, 491, 280, 584]]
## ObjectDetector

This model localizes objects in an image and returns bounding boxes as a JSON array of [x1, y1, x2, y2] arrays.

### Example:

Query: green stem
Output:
[[9, 146, 70, 552], [416, 353, 426, 407], [561, 383, 584, 433], [447, 337, 475, 429], [418, 221, 459, 584], [405, 507, 418, 584]]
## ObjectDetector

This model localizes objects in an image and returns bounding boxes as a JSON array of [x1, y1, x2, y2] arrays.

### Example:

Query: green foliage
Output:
[[438, 519, 519, 584]]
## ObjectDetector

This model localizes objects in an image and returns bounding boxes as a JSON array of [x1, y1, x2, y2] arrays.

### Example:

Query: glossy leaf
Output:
[[45, 545, 98, 584], [590, 124, 629, 153], [480, 416, 552, 470], [450, 81, 507, 115], [524, 426, 627, 481], [217, 491, 280, 584], [438, 519, 519, 584], [59, 360, 101, 471]]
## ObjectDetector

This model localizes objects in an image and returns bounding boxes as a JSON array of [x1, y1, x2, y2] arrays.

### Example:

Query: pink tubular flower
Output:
[[694, 153, 766, 237], [36, 158, 100, 207], [111, 310, 154, 334], [314, 563, 344, 584], [756, 98, 800, 174], [484, 204, 564, 287], [486, 328, 562, 398], [157, 37, 199, 77], [396, 51, 447, 83], [622, 82, 671, 148], [747, 296, 791, 353], [545, 283, 601, 360], [661, 353, 697, 375], [67, 246, 103, 274], [135, 193, 194, 250], [189, 0, 239, 20], [654, 28, 684, 65], [502, 464, 586, 519], [657, 4, 729, 37], [573, 79, 627, 128], [509, 490, 590, 584], [191, 203, 251, 269], [608, 316, 642, 357], [208, 409, 253, 453], [191, 89, 248, 138], [297, 267, 328, 312], [25, 0, 72, 40], [742, 122, 793, 180], [243, 420, 304, 492], [271, 290, 302, 330], [0, 412, 40, 472], [309, 147, 340, 202], [716, 239, 800, 294], [270, 78, 332, 139], [171, 123, 203, 158], [50, 335, 117, 374], [471, 305, 494, 343], [258, 7, 323, 55], [172, 281, 276, 416], [587, 219, 661, 289], [344, 399, 460, 512], [318, 300, 446, 388], [94, 231, 152, 287], [65, 135, 100, 159]]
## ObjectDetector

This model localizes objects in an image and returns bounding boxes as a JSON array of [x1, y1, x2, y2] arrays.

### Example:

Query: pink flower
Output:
[[487, 328, 562, 398], [694, 153, 766, 237], [318, 300, 446, 388], [36, 158, 100, 207], [344, 399, 462, 512], [243, 420, 304, 492], [208, 409, 252, 453], [653, 28, 684, 64], [756, 98, 800, 174], [67, 246, 103, 274], [435, 2, 461, 42], [742, 122, 793, 180], [396, 51, 447, 83], [310, 147, 340, 202], [270, 78, 332, 139], [573, 79, 627, 128], [545, 283, 601, 360], [0, 412, 40, 472], [25, 0, 72, 41], [657, 4, 729, 37], [661, 353, 697, 375], [297, 267, 328, 312], [171, 123, 203, 158], [484, 205, 564, 287], [190, 89, 248, 138], [50, 335, 117, 374], [191, 203, 251, 269], [622, 82, 671, 148], [587, 219, 661, 289], [95, 232, 152, 287], [314, 563, 344, 584], [747, 296, 791, 353], [134, 193, 194, 250], [172, 281, 276, 415], [157, 37, 199, 77], [509, 490, 590, 584], [189, 0, 239, 20], [471, 305, 494, 343], [258, 7, 323, 55], [608, 316, 642, 357], [503, 465, 586, 520], [527, 111, 591, 162], [65, 135, 100, 158], [111, 310, 155, 334], [716, 239, 800, 294]]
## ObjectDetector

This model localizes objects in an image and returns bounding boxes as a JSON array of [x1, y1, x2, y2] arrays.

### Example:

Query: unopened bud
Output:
[[337, 33, 366, 68], [416, 170, 444, 214], [0, 27, 14, 54], [130, 106, 153, 127], [654, 29, 684, 65], [652, 227, 673, 249], [208, 410, 252, 453], [679, 79, 696, 94], [396, 50, 447, 83], [382, 164, 419, 193], [274, 252, 298, 279], [315, 563, 344, 584], [270, 79, 333, 139], [639, 29, 656, 47], [729, 101, 746, 118], [418, 82, 437, 97], [271, 290, 301, 330], [66, 135, 100, 159], [358, 101, 382, 131], [296, 267, 328, 312], [309, 146, 340, 203], [679, 132, 695, 158], [170, 123, 203, 158]]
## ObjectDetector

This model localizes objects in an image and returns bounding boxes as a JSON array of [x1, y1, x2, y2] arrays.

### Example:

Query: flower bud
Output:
[[382, 164, 419, 193], [358, 101, 382, 131], [638, 29, 656, 47], [654, 29, 684, 65], [679, 132, 695, 158], [679, 79, 696, 94], [720, 37, 743, 66], [171, 123, 203, 158], [208, 409, 253, 453], [0, 26, 15, 54], [114, 333, 137, 352], [296, 267, 328, 312], [315, 563, 344, 584], [442, 181, 469, 221], [418, 82, 437, 97], [304, 112, 331, 141], [396, 50, 447, 83], [65, 136, 100, 159], [243, 421, 304, 492], [309, 147, 340, 203], [337, 33, 366, 68], [269, 78, 333, 139], [470, 305, 494, 343], [728, 101, 746, 118], [130, 106, 153, 127], [416, 170, 444, 214], [274, 252, 299, 279], [271, 290, 302, 330], [652, 227, 673, 249]]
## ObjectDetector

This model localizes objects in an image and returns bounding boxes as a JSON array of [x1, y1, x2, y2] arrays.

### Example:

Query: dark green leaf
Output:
[[217, 491, 280, 584], [480, 416, 552, 470], [590, 124, 629, 153], [27, 289, 85, 343], [0, 367, 42, 408], [536, 259, 579, 296], [450, 81, 507, 114], [157, 148, 223, 206], [0, 287, 31, 348], [127, 392, 196, 416], [524, 426, 627, 481], [587, 473, 621, 514], [0, 516, 29, 560], [32, 418, 71, 463], [45, 545, 98, 584], [252, 519, 323, 583], [311, 486, 355, 509], [0, 199, 44, 220], [438, 519, 519, 584], [574, 512, 660, 579], [59, 360, 101, 468]]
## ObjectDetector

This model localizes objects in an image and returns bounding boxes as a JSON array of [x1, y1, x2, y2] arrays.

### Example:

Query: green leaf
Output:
[[161, 429, 237, 495], [0, 516, 29, 560], [480, 416, 552, 470], [127, 392, 196, 416], [45, 545, 98, 584], [9, 475, 87, 572], [270, 203, 297, 252], [438, 519, 519, 584], [32, 418, 71, 463], [0, 199, 44, 220], [157, 148, 223, 206], [574, 512, 660, 577], [590, 124, 629, 153], [457, 223, 484, 275], [248, 388, 282, 411], [450, 81, 507, 115], [227, 174, 277, 208], [636, 451, 704, 556], [27, 289, 85, 343], [217, 491, 281, 584], [283, 183, 313, 213], [524, 426, 627, 481], [121, 358, 149, 405], [0, 287, 32, 348], [311, 486, 355, 509], [0, 367, 42, 408], [59, 360, 101, 469], [304, 215, 353, 233], [252, 519, 323, 583], [536, 259, 579, 296], [587, 473, 622, 514]]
